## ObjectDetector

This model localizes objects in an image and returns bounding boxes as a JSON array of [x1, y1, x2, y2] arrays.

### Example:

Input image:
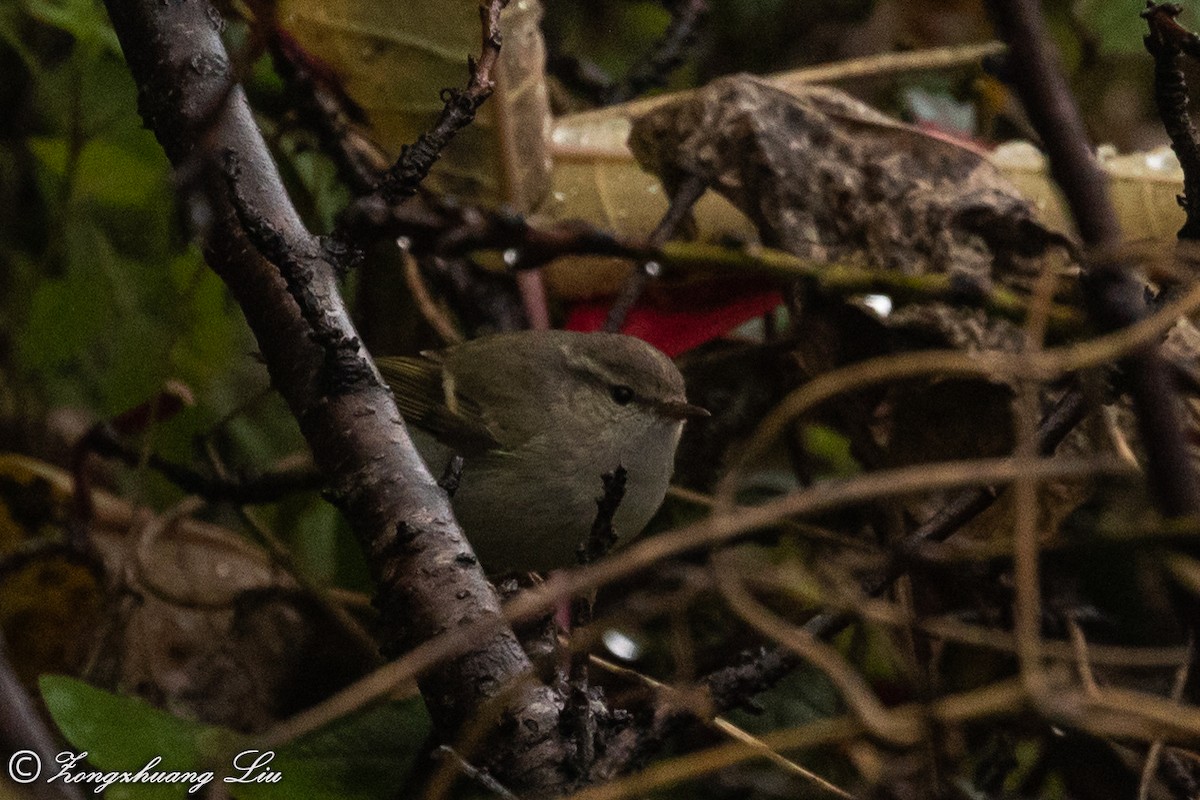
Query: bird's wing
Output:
[[376, 355, 503, 455]]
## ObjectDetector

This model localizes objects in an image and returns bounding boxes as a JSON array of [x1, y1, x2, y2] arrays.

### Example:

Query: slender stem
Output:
[[988, 0, 1200, 518]]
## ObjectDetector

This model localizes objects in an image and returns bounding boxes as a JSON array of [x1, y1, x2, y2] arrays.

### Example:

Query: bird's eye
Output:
[[609, 385, 635, 405]]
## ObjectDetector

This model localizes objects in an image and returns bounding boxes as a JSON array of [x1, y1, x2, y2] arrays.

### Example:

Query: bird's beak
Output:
[[658, 400, 711, 420]]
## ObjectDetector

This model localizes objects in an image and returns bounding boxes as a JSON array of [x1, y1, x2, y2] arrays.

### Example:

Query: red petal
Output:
[[565, 281, 783, 357]]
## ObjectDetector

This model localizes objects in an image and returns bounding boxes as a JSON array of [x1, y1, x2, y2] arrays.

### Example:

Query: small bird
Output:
[[376, 331, 708, 574]]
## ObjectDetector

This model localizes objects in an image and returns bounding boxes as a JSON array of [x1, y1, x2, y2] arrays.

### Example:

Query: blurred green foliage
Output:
[[1077, 0, 1200, 54], [0, 0, 366, 587], [2, 0, 231, 417]]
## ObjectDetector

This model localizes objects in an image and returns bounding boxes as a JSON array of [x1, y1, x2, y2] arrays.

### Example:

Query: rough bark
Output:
[[101, 0, 567, 790]]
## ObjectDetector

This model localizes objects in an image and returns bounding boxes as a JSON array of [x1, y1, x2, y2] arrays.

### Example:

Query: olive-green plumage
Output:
[[376, 330, 705, 573]]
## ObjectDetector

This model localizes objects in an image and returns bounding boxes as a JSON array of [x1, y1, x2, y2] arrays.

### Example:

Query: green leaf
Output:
[[40, 675, 430, 800], [40, 675, 225, 800], [232, 697, 430, 800]]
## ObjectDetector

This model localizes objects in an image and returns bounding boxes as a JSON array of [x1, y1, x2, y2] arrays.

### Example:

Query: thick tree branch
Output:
[[100, 0, 568, 791]]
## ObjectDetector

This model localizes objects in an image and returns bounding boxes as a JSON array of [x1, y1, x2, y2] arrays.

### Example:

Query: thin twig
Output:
[[801, 385, 1086, 644], [604, 174, 708, 332], [713, 551, 918, 746], [567, 467, 628, 777], [260, 20, 388, 193], [989, 0, 1200, 519], [133, 496, 232, 609], [562, 679, 1032, 800], [577, 467, 628, 568], [1160, 749, 1200, 799], [374, 0, 509, 204], [1138, 635, 1194, 800], [343, 196, 1086, 333], [263, 453, 1134, 748], [660, 242, 1084, 335], [88, 427, 324, 504], [774, 41, 1007, 89], [1012, 249, 1060, 699], [603, 0, 708, 105], [235, 505, 382, 663], [402, 247, 466, 344], [1143, 2, 1200, 239], [433, 746, 520, 799], [71, 382, 194, 545], [742, 569, 1191, 668], [587, 654, 856, 799], [1065, 617, 1101, 696], [717, 277, 1200, 508], [595, 42, 1008, 122]]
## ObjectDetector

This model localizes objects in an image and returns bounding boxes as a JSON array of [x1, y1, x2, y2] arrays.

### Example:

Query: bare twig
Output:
[[88, 428, 324, 504], [604, 174, 708, 332], [233, 504, 382, 662], [989, 0, 1200, 519], [69, 381, 194, 553], [563, 679, 1031, 800], [713, 551, 918, 746], [587, 654, 856, 798], [774, 41, 1007, 89], [799, 385, 1085, 650], [1139, 636, 1194, 800], [566, 467, 628, 777], [260, 20, 389, 194], [264, 453, 1134, 749], [1160, 749, 1200, 799], [402, 248, 466, 344], [718, 278, 1200, 509], [342, 193, 1086, 334], [340, 194, 636, 267], [577, 467, 628, 568], [603, 0, 708, 105], [1143, 2, 1200, 239], [570, 675, 1200, 800], [1011, 259, 1064, 705], [433, 745, 520, 799], [375, 0, 509, 204], [743, 569, 1190, 667]]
